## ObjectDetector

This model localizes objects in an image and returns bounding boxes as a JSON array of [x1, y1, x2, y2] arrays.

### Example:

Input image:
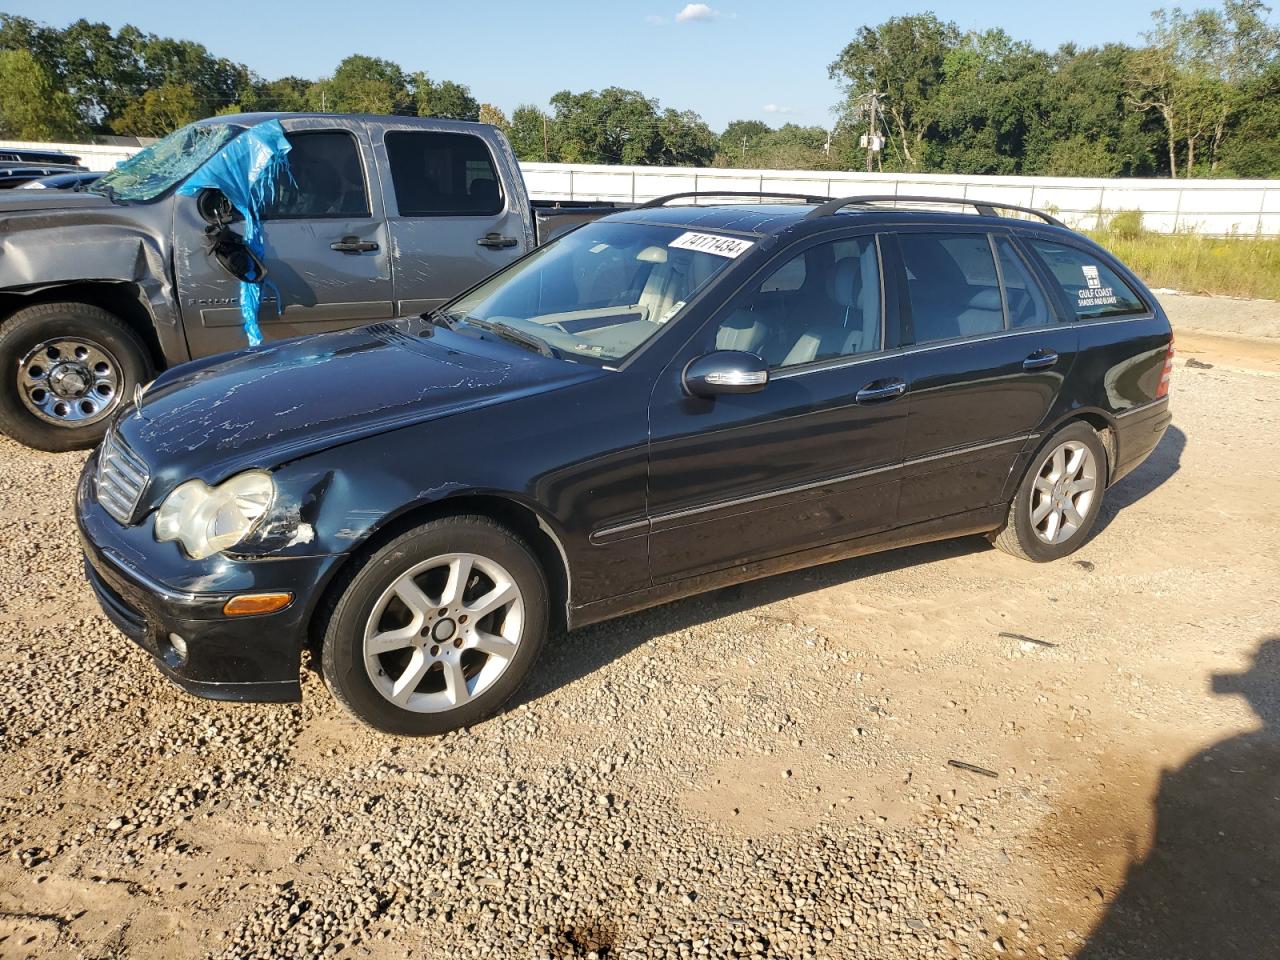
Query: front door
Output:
[[176, 117, 394, 358], [370, 122, 533, 316], [646, 232, 910, 584], [889, 228, 1079, 525]]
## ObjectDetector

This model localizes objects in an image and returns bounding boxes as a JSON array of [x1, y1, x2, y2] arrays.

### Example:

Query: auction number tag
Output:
[[668, 232, 755, 259]]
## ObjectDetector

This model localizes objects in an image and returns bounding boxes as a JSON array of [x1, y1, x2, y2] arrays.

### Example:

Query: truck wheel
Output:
[[991, 421, 1108, 562], [321, 516, 550, 736], [0, 302, 153, 452]]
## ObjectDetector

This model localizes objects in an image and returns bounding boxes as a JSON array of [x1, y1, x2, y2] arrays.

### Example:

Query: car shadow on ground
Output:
[[514, 535, 986, 708], [517, 425, 1186, 708], [1074, 636, 1280, 960], [1096, 424, 1186, 531]]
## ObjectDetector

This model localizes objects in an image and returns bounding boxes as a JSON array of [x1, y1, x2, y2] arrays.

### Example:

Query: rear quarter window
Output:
[[1027, 239, 1147, 320]]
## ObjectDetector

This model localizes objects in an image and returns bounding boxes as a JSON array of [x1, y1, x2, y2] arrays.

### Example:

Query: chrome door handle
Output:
[[855, 379, 908, 404], [330, 236, 379, 253], [1023, 350, 1059, 370], [477, 233, 518, 250]]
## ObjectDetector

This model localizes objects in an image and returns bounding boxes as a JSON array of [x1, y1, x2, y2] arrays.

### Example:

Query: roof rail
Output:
[[805, 194, 1066, 228], [637, 190, 833, 209]]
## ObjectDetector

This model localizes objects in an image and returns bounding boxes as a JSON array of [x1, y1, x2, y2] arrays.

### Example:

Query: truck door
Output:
[[175, 116, 394, 358], [369, 121, 533, 316]]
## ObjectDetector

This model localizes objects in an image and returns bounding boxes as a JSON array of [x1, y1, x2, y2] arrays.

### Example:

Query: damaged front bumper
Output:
[[76, 459, 339, 703]]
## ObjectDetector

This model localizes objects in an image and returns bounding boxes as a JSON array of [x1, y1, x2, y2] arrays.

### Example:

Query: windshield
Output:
[[442, 221, 749, 365], [90, 122, 243, 202]]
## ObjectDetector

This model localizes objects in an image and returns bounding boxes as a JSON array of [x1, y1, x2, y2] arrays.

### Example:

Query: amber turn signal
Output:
[[223, 592, 293, 616]]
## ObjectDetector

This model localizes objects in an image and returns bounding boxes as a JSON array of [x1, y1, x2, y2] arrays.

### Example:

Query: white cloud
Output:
[[762, 104, 793, 114], [675, 3, 720, 22]]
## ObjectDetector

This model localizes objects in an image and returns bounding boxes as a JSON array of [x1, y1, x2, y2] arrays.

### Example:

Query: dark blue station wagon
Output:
[[78, 194, 1175, 735]]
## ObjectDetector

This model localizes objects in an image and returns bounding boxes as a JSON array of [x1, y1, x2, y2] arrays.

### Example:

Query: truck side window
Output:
[[1027, 239, 1147, 320], [385, 132, 504, 217], [266, 131, 369, 219]]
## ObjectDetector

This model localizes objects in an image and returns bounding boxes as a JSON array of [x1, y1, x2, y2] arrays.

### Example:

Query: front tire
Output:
[[991, 421, 1107, 562], [0, 302, 153, 452], [321, 516, 549, 736]]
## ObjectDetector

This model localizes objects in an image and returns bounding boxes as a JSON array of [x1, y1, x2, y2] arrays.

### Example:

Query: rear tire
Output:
[[321, 516, 549, 736], [0, 302, 153, 452], [992, 421, 1108, 562]]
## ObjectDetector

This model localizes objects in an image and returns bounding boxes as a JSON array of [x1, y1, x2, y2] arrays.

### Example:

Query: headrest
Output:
[[968, 287, 1003, 311], [827, 257, 860, 308]]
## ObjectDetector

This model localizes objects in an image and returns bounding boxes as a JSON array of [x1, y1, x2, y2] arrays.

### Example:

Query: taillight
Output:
[[1157, 337, 1174, 398]]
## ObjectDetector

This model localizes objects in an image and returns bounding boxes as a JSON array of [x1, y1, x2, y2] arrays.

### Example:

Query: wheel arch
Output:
[[0, 283, 169, 373], [306, 492, 573, 656], [1037, 406, 1118, 484]]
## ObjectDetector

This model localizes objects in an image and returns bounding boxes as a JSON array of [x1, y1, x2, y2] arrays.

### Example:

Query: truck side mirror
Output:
[[196, 188, 238, 225], [206, 224, 267, 285]]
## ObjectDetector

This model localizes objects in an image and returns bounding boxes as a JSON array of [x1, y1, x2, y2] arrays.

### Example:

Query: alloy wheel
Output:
[[1029, 439, 1099, 545], [362, 552, 524, 714]]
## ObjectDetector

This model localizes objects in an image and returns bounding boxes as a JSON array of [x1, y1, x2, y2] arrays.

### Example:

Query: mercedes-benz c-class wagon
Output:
[[77, 194, 1174, 735]]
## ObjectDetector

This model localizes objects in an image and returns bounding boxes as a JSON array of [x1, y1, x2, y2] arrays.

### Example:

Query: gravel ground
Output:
[[1, 326, 1278, 959]]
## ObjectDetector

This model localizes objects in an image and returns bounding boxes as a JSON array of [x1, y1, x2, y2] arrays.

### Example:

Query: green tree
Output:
[[478, 103, 509, 131], [508, 103, 554, 161], [414, 76, 480, 121], [315, 55, 411, 114], [1218, 62, 1280, 176], [828, 13, 961, 170], [718, 119, 772, 163], [110, 80, 200, 136], [0, 48, 83, 140], [254, 76, 314, 113], [926, 29, 1054, 174]]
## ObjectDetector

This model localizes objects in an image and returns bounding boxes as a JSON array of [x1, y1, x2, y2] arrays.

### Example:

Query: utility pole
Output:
[[865, 91, 877, 173], [542, 115, 549, 162], [741, 136, 747, 163]]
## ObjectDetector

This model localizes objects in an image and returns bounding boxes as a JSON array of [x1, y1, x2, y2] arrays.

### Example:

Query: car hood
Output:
[[116, 317, 604, 488], [0, 189, 113, 214]]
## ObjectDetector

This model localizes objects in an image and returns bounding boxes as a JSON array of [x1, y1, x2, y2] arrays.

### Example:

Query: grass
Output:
[[1085, 214, 1280, 301]]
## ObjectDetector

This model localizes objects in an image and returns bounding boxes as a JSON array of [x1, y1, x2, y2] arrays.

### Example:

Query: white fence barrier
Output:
[[4, 139, 1275, 236], [521, 163, 1279, 236]]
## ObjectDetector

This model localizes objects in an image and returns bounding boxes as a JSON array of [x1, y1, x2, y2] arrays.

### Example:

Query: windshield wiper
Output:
[[424, 308, 458, 331], [460, 316, 559, 359]]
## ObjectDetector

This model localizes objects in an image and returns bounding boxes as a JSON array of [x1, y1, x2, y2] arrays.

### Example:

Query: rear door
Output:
[[891, 227, 1079, 526], [645, 230, 910, 584], [370, 123, 533, 316], [176, 117, 395, 357]]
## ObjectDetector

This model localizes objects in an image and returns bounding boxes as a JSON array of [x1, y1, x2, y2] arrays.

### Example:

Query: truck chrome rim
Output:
[[1030, 440, 1098, 545], [18, 337, 121, 426], [362, 552, 524, 714]]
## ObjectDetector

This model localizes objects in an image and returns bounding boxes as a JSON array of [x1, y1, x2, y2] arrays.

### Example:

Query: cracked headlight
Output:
[[154, 470, 275, 560]]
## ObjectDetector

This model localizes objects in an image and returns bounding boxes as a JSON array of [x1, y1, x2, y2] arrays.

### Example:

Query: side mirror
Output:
[[683, 350, 769, 398], [196, 188, 237, 225], [206, 224, 268, 284]]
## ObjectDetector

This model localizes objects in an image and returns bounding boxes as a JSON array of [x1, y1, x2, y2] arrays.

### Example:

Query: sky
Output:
[[9, 0, 1166, 130]]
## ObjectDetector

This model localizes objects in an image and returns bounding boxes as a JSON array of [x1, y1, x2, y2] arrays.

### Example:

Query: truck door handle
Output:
[[1023, 350, 1059, 370], [330, 236, 379, 253], [477, 233, 518, 250], [855, 378, 908, 404]]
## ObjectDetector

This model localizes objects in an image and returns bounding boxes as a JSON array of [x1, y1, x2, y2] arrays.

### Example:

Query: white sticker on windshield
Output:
[[1081, 264, 1101, 289], [668, 231, 755, 259], [1077, 263, 1118, 307]]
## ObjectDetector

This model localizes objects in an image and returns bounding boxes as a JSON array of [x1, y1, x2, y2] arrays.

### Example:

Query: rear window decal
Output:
[[668, 231, 754, 259], [1077, 263, 1118, 308]]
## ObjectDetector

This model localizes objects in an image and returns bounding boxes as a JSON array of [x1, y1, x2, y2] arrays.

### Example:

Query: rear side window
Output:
[[898, 233, 1003, 343], [386, 131, 503, 216], [1027, 240, 1147, 320], [266, 131, 369, 219], [995, 238, 1053, 328]]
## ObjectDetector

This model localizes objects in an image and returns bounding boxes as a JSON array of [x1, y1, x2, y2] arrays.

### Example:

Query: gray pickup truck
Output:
[[0, 113, 618, 450]]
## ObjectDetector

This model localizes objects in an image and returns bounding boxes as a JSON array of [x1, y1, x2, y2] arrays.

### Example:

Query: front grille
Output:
[[96, 430, 150, 525]]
